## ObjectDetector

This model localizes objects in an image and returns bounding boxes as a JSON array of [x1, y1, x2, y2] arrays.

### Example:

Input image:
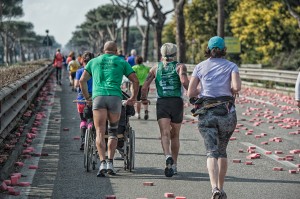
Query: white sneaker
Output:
[[97, 161, 107, 177], [107, 162, 116, 175]]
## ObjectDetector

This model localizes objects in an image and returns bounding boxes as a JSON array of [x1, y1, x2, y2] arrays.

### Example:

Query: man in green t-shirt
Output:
[[132, 56, 150, 120], [80, 41, 139, 177]]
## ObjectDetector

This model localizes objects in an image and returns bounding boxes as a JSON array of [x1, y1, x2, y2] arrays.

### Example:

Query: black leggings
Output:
[[56, 67, 62, 82]]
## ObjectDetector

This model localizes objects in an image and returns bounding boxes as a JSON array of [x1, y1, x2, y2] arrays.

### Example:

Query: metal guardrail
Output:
[[147, 62, 298, 86], [0, 64, 53, 145]]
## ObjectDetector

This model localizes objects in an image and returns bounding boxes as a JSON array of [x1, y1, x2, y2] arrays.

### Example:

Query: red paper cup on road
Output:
[[261, 142, 268, 145], [245, 161, 253, 165], [29, 165, 38, 169], [10, 176, 18, 185], [164, 193, 175, 198], [18, 182, 31, 187], [143, 182, 154, 186], [4, 180, 11, 185], [0, 182, 8, 191], [233, 159, 241, 163], [15, 162, 24, 167], [272, 167, 283, 171], [289, 170, 297, 174], [73, 136, 81, 140], [105, 195, 116, 199]]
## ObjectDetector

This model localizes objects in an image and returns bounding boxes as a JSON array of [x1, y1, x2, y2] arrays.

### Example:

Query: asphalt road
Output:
[[1, 71, 299, 199]]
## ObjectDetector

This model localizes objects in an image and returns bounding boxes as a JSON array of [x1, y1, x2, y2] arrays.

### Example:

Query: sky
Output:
[[19, 0, 174, 47]]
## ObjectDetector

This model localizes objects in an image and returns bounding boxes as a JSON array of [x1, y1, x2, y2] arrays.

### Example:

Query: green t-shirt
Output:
[[132, 64, 150, 86], [85, 54, 134, 99]]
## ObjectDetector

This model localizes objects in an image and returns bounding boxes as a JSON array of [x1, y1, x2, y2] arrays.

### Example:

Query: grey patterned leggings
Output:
[[198, 110, 237, 159]]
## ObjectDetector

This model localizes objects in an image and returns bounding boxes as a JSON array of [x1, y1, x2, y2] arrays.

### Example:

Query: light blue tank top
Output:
[[192, 58, 239, 98]]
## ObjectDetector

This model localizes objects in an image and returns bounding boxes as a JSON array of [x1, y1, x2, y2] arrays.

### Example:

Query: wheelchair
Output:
[[82, 91, 136, 172]]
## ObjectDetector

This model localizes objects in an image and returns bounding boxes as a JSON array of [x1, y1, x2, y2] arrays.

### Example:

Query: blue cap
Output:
[[208, 36, 225, 50]]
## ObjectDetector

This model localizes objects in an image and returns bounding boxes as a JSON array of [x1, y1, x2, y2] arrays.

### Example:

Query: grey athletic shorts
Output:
[[198, 109, 237, 159], [156, 97, 183, 123], [93, 96, 122, 114]]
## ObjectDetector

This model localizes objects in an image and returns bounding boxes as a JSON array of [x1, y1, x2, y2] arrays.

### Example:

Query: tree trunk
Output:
[[217, 0, 226, 38], [123, 16, 130, 55], [2, 33, 9, 64], [154, 24, 163, 62], [175, 0, 186, 63], [120, 16, 126, 54], [21, 45, 26, 62], [141, 24, 150, 61]]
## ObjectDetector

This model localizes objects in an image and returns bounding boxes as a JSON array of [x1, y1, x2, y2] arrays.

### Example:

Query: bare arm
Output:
[[141, 67, 156, 101], [187, 76, 200, 98], [231, 72, 241, 95], [79, 70, 92, 103], [74, 79, 79, 88], [177, 64, 189, 90], [127, 73, 139, 106]]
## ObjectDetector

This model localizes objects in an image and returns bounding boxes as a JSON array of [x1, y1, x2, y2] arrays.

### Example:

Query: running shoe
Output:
[[80, 142, 84, 151], [211, 187, 221, 199], [164, 156, 174, 177], [172, 164, 177, 175], [221, 191, 227, 199], [107, 162, 117, 175], [144, 110, 149, 120], [97, 161, 107, 177]]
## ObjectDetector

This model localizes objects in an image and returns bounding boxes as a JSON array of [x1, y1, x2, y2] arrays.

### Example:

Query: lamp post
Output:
[[45, 29, 50, 58]]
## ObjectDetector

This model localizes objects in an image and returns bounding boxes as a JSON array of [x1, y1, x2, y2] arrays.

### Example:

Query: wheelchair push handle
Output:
[[73, 99, 92, 103], [73, 99, 127, 105]]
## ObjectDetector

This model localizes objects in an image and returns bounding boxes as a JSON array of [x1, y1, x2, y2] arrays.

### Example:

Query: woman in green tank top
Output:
[[140, 43, 189, 177]]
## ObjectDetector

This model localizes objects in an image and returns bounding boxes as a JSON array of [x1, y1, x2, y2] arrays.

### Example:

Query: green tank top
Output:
[[155, 61, 182, 98]]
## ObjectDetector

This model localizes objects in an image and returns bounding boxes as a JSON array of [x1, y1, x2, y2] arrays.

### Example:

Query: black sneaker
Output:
[[80, 142, 84, 151], [164, 156, 174, 177], [211, 187, 221, 199], [144, 110, 149, 120], [221, 191, 227, 199]]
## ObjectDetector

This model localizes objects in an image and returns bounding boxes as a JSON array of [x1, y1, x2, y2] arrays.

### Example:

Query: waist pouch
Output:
[[191, 96, 234, 116]]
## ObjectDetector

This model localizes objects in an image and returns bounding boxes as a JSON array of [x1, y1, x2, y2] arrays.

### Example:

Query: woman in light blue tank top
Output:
[[187, 36, 241, 199]]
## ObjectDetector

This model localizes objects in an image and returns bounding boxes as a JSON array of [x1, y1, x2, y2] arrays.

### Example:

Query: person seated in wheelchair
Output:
[[116, 97, 135, 157]]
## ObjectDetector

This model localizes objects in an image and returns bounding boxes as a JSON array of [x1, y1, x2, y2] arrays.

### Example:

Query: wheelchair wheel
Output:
[[124, 140, 129, 171], [129, 128, 135, 171], [92, 133, 97, 170], [85, 128, 93, 172], [83, 129, 89, 169]]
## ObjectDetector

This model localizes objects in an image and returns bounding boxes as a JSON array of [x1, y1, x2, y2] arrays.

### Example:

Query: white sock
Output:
[[165, 155, 172, 160]]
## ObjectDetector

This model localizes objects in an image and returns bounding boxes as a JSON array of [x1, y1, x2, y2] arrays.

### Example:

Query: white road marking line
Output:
[[240, 142, 297, 168], [240, 95, 273, 106]]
